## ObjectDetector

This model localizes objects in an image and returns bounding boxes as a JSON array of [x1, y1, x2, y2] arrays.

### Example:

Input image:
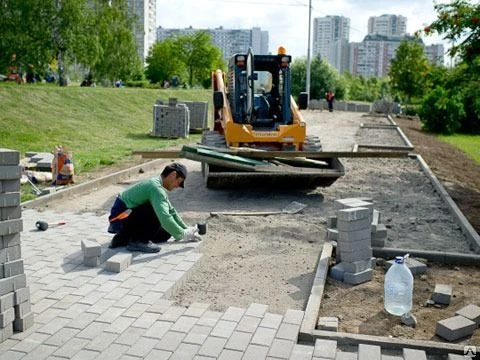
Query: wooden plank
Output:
[[133, 149, 410, 160]]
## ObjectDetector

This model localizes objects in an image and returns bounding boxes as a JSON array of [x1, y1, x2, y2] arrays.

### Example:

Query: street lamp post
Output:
[[306, 0, 312, 100]]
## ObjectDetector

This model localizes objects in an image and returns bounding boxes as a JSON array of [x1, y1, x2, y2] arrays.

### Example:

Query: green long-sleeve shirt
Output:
[[119, 177, 187, 240]]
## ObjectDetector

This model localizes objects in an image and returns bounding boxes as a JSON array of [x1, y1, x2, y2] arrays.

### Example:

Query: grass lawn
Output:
[[438, 133, 480, 164]]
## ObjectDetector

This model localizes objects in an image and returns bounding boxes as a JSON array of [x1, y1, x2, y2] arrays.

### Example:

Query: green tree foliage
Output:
[[342, 72, 390, 102], [145, 38, 185, 84], [417, 0, 479, 134], [89, 0, 142, 84], [291, 56, 345, 100], [388, 40, 431, 104], [0, 0, 142, 85], [145, 31, 224, 88]]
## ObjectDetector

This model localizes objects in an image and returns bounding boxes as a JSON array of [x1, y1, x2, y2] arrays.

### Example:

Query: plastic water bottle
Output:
[[384, 255, 413, 316]]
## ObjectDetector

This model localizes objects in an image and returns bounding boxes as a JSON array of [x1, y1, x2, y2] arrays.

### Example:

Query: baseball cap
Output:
[[166, 162, 187, 188]]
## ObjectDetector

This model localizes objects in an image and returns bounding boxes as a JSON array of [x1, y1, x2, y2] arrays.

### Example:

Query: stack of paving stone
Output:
[[0, 149, 34, 343], [152, 98, 190, 138], [181, 101, 208, 130], [328, 198, 378, 285], [81, 238, 102, 267]]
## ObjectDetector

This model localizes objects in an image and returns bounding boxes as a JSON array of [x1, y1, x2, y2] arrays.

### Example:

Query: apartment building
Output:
[[368, 14, 407, 36], [127, 0, 157, 63], [312, 16, 350, 73], [157, 26, 269, 60]]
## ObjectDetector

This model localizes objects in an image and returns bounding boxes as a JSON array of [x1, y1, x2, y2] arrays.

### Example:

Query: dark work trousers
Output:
[[109, 197, 171, 244]]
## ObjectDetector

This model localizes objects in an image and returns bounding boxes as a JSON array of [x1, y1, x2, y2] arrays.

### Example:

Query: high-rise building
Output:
[[157, 26, 269, 60], [127, 0, 156, 63], [424, 44, 445, 66], [312, 16, 350, 73], [368, 14, 407, 36]]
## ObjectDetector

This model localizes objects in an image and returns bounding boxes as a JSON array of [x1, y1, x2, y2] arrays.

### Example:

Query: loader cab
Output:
[[228, 49, 292, 129]]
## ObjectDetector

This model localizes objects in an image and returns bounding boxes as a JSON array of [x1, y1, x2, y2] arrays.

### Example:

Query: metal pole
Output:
[[305, 0, 312, 99]]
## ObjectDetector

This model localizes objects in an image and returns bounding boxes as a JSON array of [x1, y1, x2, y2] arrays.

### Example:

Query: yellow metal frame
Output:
[[213, 69, 307, 150]]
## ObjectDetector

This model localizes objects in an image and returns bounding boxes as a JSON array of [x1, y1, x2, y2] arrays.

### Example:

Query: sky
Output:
[[156, 0, 451, 59]]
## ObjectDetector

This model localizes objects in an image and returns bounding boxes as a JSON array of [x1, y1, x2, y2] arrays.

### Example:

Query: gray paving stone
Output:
[[0, 306, 15, 328], [144, 349, 172, 360], [44, 327, 80, 346], [436, 315, 476, 341], [131, 311, 160, 329], [198, 336, 227, 357], [9, 331, 49, 353], [313, 338, 337, 359], [283, 309, 304, 325], [268, 338, 294, 359], [455, 304, 480, 326], [291, 343, 314, 359], [222, 306, 245, 322], [169, 342, 201, 360], [403, 348, 427, 360], [260, 312, 283, 329], [251, 326, 276, 346], [224, 330, 252, 351], [105, 315, 136, 334], [243, 344, 270, 360], [184, 302, 210, 318], [115, 326, 147, 345], [276, 322, 300, 341], [245, 303, 268, 318], [0, 293, 14, 312], [218, 348, 243, 360], [317, 316, 339, 331], [432, 283, 453, 305], [236, 315, 261, 333], [170, 315, 198, 333], [52, 337, 90, 358], [211, 319, 237, 338], [182, 324, 212, 345], [160, 305, 186, 322], [76, 321, 108, 340], [125, 336, 159, 357], [18, 344, 57, 360], [196, 310, 222, 327], [155, 330, 185, 352], [358, 343, 381, 360]]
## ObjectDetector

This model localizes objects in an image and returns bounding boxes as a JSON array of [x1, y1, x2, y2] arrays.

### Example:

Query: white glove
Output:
[[183, 227, 201, 242]]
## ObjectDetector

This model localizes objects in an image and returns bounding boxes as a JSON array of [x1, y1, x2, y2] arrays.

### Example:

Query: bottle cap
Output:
[[394, 256, 404, 264]]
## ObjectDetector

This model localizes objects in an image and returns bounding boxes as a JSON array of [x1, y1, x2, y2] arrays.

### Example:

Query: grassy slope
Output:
[[0, 85, 211, 173], [438, 134, 480, 164]]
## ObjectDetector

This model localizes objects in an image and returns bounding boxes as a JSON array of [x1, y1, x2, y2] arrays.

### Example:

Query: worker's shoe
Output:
[[109, 233, 129, 248], [126, 241, 160, 253]]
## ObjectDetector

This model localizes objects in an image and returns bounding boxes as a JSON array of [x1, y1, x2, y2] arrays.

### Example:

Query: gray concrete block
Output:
[[436, 315, 476, 341], [83, 256, 100, 267], [313, 338, 337, 359], [0, 321, 13, 342], [329, 263, 345, 281], [0, 179, 20, 193], [0, 166, 21, 180], [0, 276, 14, 296], [14, 299, 31, 318], [0, 244, 22, 263], [105, 253, 132, 273], [0, 233, 21, 250], [432, 284, 453, 305], [337, 217, 371, 232], [326, 216, 337, 229], [0, 219, 23, 236], [3, 259, 24, 278], [343, 268, 373, 285], [0, 206, 22, 221], [455, 304, 480, 327], [337, 237, 371, 253], [327, 228, 338, 240], [13, 311, 34, 332], [337, 228, 371, 243], [0, 193, 20, 208], [358, 344, 381, 360], [0, 293, 14, 313], [0, 149, 20, 166], [385, 257, 427, 275], [81, 238, 102, 257], [0, 306, 15, 327], [403, 348, 427, 360], [372, 223, 387, 238], [371, 209, 381, 231], [336, 207, 371, 221], [338, 247, 373, 263], [342, 259, 371, 274], [14, 286, 30, 306], [317, 317, 338, 331], [371, 238, 386, 248]]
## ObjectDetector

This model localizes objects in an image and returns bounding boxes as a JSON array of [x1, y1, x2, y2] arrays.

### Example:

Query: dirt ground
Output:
[[39, 110, 480, 346]]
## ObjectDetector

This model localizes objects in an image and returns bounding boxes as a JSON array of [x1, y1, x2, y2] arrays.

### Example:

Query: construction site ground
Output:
[[31, 109, 480, 351]]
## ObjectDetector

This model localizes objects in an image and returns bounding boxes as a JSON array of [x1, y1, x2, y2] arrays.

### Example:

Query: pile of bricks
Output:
[[327, 198, 389, 285], [181, 101, 208, 130], [81, 238, 102, 267], [152, 98, 190, 138], [0, 149, 34, 343]]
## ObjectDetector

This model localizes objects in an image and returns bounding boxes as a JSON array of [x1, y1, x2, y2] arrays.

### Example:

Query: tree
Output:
[[145, 31, 224, 88], [145, 39, 185, 84], [388, 40, 431, 104]]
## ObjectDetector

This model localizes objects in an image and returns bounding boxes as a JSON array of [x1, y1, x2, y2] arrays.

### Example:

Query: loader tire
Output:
[[303, 135, 322, 152]]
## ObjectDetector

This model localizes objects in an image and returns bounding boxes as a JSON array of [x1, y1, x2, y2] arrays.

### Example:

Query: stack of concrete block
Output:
[[327, 197, 387, 247], [181, 101, 208, 130], [436, 304, 480, 341], [81, 239, 102, 267], [0, 149, 34, 343], [152, 98, 190, 138]]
